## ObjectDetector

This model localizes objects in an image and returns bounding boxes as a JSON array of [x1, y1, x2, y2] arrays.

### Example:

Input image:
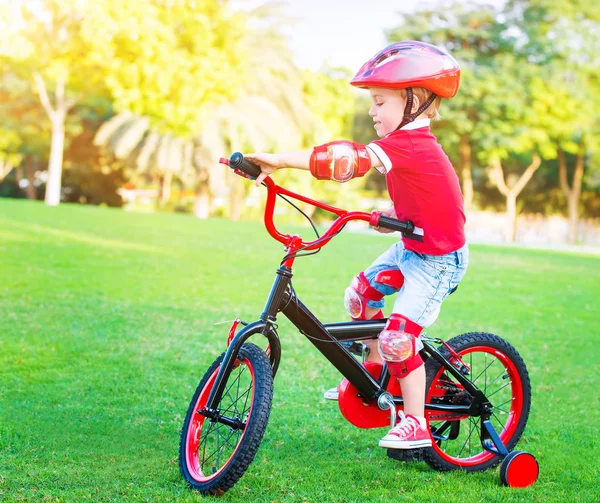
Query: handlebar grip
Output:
[[377, 215, 415, 233], [229, 152, 262, 180]]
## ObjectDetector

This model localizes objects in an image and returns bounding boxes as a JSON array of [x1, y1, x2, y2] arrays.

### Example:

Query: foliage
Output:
[[1, 0, 599, 225], [62, 118, 127, 207], [385, 0, 600, 236], [83, 0, 248, 137]]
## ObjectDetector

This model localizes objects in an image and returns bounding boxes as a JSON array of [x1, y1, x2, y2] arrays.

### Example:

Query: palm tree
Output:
[[94, 112, 199, 209]]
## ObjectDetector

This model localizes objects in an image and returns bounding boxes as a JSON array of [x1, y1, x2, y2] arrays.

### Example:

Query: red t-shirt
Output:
[[367, 121, 465, 255]]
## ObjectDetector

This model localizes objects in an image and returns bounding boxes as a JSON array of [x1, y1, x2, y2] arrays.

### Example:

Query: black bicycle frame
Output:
[[201, 264, 510, 456], [205, 266, 491, 418]]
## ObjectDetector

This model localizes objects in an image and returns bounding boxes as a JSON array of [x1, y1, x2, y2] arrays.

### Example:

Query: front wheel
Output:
[[423, 332, 531, 472], [179, 343, 273, 495]]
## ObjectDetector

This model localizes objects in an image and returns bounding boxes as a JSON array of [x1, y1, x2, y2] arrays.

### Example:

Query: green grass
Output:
[[0, 198, 598, 503]]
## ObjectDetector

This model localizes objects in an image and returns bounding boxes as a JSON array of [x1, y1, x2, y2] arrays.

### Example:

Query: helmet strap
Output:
[[395, 89, 438, 130]]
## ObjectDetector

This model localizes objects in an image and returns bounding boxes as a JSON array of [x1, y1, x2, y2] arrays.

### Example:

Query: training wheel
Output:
[[500, 451, 539, 488]]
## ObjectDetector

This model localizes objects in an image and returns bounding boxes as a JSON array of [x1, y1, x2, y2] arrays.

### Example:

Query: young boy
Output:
[[246, 41, 468, 450]]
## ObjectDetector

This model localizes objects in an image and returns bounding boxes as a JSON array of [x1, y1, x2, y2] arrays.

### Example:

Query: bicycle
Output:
[[179, 152, 539, 495]]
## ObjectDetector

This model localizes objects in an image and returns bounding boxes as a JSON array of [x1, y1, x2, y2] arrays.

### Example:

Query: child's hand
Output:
[[245, 153, 281, 186], [375, 207, 397, 234]]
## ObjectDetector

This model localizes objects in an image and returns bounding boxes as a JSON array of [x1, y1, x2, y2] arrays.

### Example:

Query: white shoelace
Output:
[[390, 411, 418, 436]]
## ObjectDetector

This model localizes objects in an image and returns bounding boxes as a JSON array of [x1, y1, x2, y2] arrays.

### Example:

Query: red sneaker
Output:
[[379, 412, 432, 449]]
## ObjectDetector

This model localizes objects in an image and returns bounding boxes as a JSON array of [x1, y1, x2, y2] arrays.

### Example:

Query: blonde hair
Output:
[[394, 87, 443, 120]]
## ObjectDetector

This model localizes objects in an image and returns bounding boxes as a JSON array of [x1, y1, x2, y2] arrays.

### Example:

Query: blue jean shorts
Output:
[[364, 241, 469, 330]]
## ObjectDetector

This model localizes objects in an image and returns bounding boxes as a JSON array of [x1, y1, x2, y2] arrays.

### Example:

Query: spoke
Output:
[[469, 352, 473, 383], [200, 423, 225, 459], [431, 420, 452, 439], [469, 419, 472, 455], [199, 421, 218, 456], [233, 364, 247, 415], [201, 430, 224, 467], [457, 416, 476, 458], [492, 411, 506, 430], [220, 387, 252, 416], [223, 370, 245, 416], [472, 355, 498, 385], [484, 351, 488, 393], [242, 378, 252, 417], [495, 397, 514, 409], [202, 426, 238, 469], [487, 380, 512, 399], [484, 367, 509, 392], [495, 407, 510, 414]]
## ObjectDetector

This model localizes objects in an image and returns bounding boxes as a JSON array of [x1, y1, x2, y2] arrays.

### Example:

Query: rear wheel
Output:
[[179, 343, 273, 495], [423, 332, 531, 472]]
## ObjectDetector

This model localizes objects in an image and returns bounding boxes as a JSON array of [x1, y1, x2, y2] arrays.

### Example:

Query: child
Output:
[[246, 41, 468, 450]]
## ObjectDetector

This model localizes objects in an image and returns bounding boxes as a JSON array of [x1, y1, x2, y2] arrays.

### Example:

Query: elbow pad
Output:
[[310, 141, 372, 183]]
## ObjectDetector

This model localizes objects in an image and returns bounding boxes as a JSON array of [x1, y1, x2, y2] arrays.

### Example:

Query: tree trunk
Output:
[[45, 116, 65, 206], [24, 156, 36, 200], [154, 174, 163, 208], [459, 135, 473, 212], [15, 165, 24, 190], [161, 170, 173, 205], [558, 140, 585, 245], [567, 195, 579, 244], [33, 73, 76, 207], [194, 183, 210, 219], [0, 159, 13, 181], [488, 154, 541, 243], [506, 193, 517, 242]]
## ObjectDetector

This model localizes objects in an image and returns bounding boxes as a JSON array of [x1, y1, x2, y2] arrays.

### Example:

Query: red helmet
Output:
[[350, 41, 460, 98]]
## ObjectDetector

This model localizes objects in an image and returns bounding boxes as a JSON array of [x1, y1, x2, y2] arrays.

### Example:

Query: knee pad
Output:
[[344, 272, 383, 321], [373, 269, 405, 291], [378, 314, 424, 377], [344, 272, 385, 321]]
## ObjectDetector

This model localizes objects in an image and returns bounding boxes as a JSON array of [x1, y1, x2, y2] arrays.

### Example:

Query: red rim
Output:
[[184, 360, 256, 482], [426, 345, 524, 467]]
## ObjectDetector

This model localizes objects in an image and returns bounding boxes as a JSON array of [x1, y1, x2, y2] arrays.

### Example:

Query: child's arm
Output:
[[246, 147, 383, 187], [246, 151, 311, 186]]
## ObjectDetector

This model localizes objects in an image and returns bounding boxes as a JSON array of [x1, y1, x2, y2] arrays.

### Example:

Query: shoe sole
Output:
[[379, 439, 432, 449], [323, 394, 339, 401]]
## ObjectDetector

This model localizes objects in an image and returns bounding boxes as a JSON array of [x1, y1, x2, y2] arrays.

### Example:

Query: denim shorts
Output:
[[364, 241, 469, 330]]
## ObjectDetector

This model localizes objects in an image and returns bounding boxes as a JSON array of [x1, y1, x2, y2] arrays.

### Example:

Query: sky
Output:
[[235, 0, 505, 72], [282, 0, 416, 71]]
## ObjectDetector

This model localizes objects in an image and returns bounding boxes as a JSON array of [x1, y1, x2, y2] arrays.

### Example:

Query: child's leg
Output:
[[357, 245, 406, 363], [398, 365, 425, 417], [364, 305, 384, 363], [378, 245, 469, 448]]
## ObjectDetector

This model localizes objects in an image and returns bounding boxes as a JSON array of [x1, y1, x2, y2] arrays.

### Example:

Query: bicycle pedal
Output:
[[386, 448, 424, 462]]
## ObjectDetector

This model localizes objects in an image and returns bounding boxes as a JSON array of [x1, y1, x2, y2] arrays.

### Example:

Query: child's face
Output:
[[368, 87, 406, 138]]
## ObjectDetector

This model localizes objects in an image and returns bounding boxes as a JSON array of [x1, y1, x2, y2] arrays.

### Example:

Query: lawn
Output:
[[0, 198, 598, 503]]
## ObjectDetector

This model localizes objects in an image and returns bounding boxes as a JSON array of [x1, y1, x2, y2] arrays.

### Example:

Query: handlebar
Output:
[[219, 152, 419, 251], [227, 152, 262, 180]]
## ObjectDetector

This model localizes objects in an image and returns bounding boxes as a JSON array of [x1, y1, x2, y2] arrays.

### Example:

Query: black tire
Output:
[[422, 332, 531, 472], [179, 343, 273, 495]]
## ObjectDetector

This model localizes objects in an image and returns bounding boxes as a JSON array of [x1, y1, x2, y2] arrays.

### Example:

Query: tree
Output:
[[1, 0, 246, 207], [0, 71, 53, 199], [94, 112, 201, 209], [386, 2, 595, 242], [0, 130, 22, 182], [387, 3, 507, 212], [93, 1, 322, 219], [505, 0, 600, 243], [0, 1, 110, 206]]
